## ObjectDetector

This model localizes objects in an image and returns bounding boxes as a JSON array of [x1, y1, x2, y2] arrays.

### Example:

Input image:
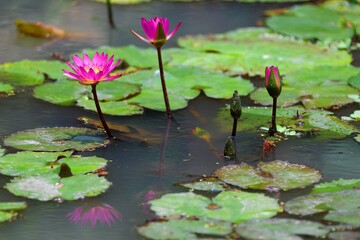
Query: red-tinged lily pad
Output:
[[235, 218, 329, 240], [3, 127, 109, 152], [0, 202, 27, 223], [214, 160, 321, 191], [0, 151, 107, 177], [5, 173, 111, 201], [285, 189, 360, 216], [137, 217, 232, 240], [150, 191, 282, 223]]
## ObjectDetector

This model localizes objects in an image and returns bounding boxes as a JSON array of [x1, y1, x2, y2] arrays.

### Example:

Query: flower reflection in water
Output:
[[67, 202, 122, 228]]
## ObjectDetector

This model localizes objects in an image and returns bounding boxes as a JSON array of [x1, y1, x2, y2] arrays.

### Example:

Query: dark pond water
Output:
[[0, 0, 359, 239]]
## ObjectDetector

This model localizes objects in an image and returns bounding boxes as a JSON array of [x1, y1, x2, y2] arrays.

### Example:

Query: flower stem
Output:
[[269, 97, 277, 137], [231, 118, 238, 137], [91, 84, 113, 139], [106, 0, 115, 28], [156, 47, 173, 119]]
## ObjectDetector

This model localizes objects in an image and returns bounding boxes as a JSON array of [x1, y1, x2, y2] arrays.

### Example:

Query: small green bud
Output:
[[230, 90, 242, 120]]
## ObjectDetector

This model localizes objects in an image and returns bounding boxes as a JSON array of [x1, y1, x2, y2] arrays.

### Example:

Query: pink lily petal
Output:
[[167, 21, 182, 40], [130, 29, 151, 44]]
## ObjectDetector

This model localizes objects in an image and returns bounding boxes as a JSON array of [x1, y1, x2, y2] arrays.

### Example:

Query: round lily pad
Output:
[[5, 173, 111, 201], [328, 231, 360, 240], [176, 27, 352, 76], [285, 189, 360, 216], [312, 179, 360, 194], [177, 177, 229, 192], [235, 218, 329, 240], [325, 210, 360, 226], [214, 160, 321, 191], [0, 201, 27, 222], [150, 191, 282, 223], [137, 217, 232, 240], [33, 79, 88, 106], [77, 98, 144, 116], [0, 151, 107, 177], [0, 60, 65, 86], [216, 106, 358, 139], [266, 5, 354, 41], [0, 82, 14, 95], [3, 127, 109, 152]]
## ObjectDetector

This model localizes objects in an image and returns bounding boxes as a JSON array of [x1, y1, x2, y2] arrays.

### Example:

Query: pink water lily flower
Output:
[[131, 17, 182, 48], [63, 52, 122, 85]]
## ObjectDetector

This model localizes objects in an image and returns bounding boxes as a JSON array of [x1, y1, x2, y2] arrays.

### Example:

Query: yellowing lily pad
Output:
[[3, 127, 108, 152], [0, 151, 107, 177], [150, 191, 282, 223], [0, 60, 65, 86], [235, 218, 329, 240], [214, 160, 321, 191], [0, 202, 27, 223], [5, 173, 111, 201], [137, 217, 232, 240]]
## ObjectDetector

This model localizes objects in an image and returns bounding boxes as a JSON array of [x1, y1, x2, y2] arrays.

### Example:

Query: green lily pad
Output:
[[137, 217, 232, 240], [312, 179, 360, 194], [216, 106, 358, 139], [77, 45, 168, 69], [0, 151, 107, 177], [350, 110, 360, 121], [0, 82, 14, 94], [77, 98, 144, 116], [266, 5, 354, 41], [250, 84, 358, 109], [5, 173, 111, 201], [150, 191, 282, 223], [348, 73, 360, 90], [283, 65, 360, 87], [325, 210, 360, 226], [176, 28, 352, 76], [0, 60, 64, 86], [3, 127, 108, 152], [214, 160, 321, 191], [177, 177, 229, 192], [0, 202, 27, 223], [328, 231, 360, 240], [355, 134, 360, 143], [285, 190, 360, 216], [33, 79, 88, 106], [235, 218, 329, 240]]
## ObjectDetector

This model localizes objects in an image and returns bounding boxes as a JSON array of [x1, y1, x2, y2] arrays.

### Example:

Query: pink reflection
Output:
[[67, 203, 122, 228]]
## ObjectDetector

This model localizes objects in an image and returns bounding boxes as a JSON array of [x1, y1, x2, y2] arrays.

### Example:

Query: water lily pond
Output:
[[0, 0, 360, 239]]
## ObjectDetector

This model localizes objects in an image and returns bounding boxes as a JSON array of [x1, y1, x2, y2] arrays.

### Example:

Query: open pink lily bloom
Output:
[[131, 17, 182, 48], [63, 52, 122, 85]]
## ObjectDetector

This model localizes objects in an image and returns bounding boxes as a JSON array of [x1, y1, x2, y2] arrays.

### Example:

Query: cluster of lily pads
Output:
[[0, 127, 112, 222], [0, 1, 359, 239]]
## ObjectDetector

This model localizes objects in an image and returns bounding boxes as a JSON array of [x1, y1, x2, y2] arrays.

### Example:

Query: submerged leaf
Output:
[[214, 160, 321, 191], [3, 127, 108, 152], [15, 19, 66, 38]]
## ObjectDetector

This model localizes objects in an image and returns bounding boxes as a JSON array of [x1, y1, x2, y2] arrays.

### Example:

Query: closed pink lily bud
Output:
[[265, 66, 282, 98]]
